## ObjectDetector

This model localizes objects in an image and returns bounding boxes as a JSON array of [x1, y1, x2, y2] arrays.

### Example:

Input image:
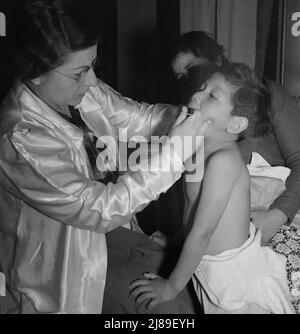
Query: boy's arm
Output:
[[168, 151, 240, 293], [130, 151, 241, 307]]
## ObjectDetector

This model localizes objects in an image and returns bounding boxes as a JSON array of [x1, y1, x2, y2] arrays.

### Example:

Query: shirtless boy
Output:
[[130, 63, 293, 314]]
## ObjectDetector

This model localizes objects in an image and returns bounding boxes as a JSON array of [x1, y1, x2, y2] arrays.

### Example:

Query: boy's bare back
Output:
[[184, 143, 250, 256]]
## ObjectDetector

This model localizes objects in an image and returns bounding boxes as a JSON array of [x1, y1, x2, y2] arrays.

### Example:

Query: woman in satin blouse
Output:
[[0, 0, 209, 313]]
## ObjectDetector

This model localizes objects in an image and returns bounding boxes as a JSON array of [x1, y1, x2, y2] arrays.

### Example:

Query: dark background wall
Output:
[[117, 0, 179, 104], [0, 0, 180, 104]]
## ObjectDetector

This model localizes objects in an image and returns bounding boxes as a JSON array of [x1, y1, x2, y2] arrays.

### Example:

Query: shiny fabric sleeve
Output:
[[96, 80, 180, 139], [268, 81, 300, 221], [0, 126, 184, 233]]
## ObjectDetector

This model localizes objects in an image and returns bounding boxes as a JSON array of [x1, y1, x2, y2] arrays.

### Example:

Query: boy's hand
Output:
[[129, 273, 178, 310]]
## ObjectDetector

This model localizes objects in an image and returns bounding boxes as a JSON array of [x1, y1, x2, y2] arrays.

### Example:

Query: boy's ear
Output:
[[226, 116, 248, 135]]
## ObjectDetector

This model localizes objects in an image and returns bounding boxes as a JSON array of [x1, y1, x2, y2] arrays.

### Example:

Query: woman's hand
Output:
[[129, 273, 178, 310], [171, 106, 212, 138], [251, 208, 288, 245], [170, 107, 212, 163]]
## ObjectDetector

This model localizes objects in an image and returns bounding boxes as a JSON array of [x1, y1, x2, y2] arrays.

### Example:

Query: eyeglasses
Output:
[[54, 57, 100, 82]]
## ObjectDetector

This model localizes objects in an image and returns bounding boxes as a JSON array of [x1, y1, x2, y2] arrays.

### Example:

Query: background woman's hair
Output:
[[178, 63, 220, 105], [3, 0, 102, 82], [172, 30, 228, 65]]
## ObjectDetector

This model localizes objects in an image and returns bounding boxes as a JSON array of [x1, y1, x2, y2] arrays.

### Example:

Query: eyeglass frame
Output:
[[53, 57, 100, 82]]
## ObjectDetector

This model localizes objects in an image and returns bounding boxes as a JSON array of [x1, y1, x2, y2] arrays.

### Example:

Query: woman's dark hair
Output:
[[184, 62, 272, 139], [172, 30, 228, 65], [5, 0, 102, 81]]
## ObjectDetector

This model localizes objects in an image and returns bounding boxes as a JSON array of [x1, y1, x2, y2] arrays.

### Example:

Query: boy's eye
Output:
[[209, 93, 216, 99]]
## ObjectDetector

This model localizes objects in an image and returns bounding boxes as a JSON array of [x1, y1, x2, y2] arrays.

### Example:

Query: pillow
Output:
[[250, 175, 285, 211]]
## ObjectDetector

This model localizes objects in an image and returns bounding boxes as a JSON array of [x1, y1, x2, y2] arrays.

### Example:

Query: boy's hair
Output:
[[185, 63, 272, 139], [172, 30, 228, 65]]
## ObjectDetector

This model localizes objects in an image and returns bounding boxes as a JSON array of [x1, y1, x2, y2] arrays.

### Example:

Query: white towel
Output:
[[193, 224, 294, 314], [247, 152, 291, 182]]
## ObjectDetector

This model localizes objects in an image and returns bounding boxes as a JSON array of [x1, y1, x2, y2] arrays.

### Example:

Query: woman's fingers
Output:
[[173, 106, 188, 127], [188, 110, 212, 136], [172, 108, 212, 138]]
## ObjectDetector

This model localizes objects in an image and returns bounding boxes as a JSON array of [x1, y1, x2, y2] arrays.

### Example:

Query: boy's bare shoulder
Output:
[[206, 147, 244, 175]]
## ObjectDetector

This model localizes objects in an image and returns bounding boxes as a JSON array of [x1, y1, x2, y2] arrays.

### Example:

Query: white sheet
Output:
[[248, 153, 300, 228]]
